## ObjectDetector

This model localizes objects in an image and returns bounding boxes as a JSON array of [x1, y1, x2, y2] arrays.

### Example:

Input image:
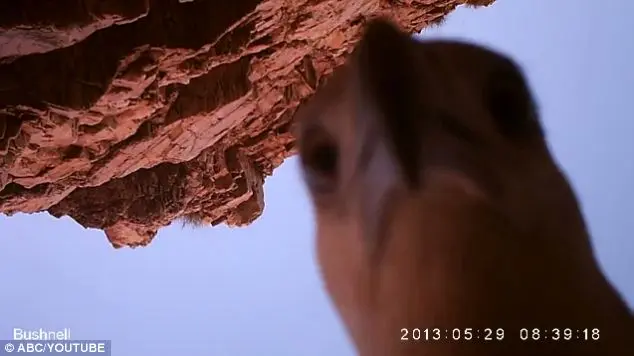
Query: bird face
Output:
[[294, 18, 610, 355]]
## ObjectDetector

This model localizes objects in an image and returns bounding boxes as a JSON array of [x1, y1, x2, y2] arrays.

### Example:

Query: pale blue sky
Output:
[[1, 1, 632, 355]]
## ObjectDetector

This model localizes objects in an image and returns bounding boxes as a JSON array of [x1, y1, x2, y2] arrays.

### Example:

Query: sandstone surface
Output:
[[0, 0, 494, 247]]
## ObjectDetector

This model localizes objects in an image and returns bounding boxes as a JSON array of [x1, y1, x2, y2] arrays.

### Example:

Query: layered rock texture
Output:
[[0, 0, 495, 247]]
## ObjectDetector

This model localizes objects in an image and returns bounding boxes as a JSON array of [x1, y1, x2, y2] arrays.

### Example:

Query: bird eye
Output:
[[485, 59, 542, 141], [299, 125, 339, 193]]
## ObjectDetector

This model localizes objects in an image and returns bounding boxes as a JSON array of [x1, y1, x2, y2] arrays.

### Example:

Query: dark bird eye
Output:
[[485, 59, 543, 141], [299, 126, 339, 193]]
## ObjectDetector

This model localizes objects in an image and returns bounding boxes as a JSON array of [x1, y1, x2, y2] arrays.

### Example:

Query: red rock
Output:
[[0, 0, 495, 247]]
